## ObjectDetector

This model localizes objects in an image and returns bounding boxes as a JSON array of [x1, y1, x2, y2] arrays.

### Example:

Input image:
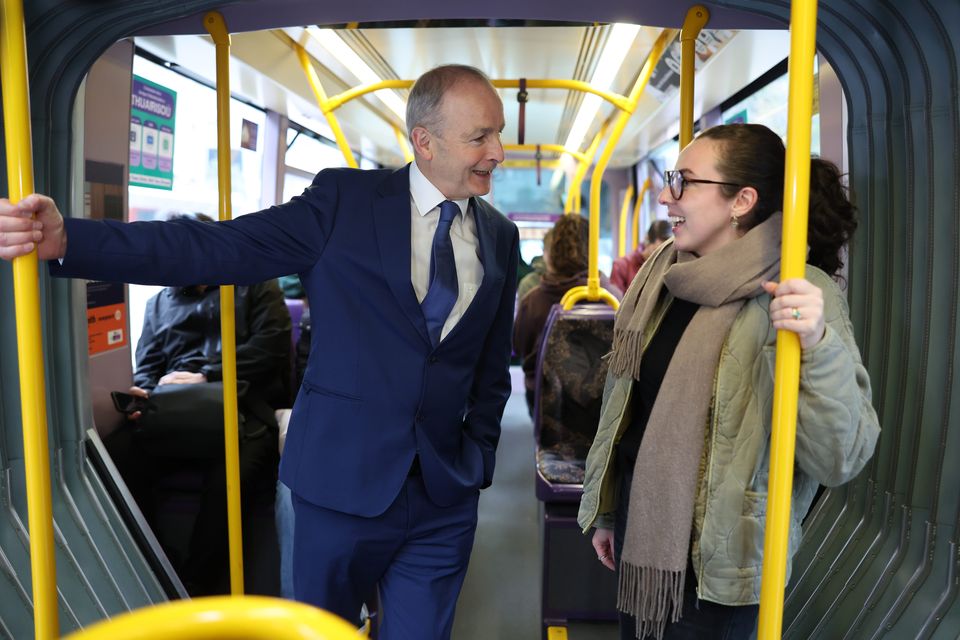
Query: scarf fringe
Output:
[[618, 562, 686, 640], [609, 327, 646, 380]]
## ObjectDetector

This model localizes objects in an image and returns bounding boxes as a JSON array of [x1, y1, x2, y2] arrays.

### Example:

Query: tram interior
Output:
[[0, 0, 958, 638]]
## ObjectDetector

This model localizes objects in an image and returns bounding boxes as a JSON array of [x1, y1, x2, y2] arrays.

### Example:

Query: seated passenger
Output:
[[107, 213, 291, 596], [513, 214, 622, 416], [609, 219, 672, 292], [517, 240, 548, 303]]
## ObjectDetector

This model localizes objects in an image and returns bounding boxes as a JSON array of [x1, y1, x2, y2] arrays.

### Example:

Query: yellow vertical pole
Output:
[[757, 1, 818, 637], [293, 44, 359, 169], [587, 29, 674, 298], [631, 178, 651, 251], [393, 125, 414, 164], [204, 11, 245, 596], [679, 6, 709, 149], [565, 122, 608, 214], [617, 185, 634, 257], [0, 0, 59, 637]]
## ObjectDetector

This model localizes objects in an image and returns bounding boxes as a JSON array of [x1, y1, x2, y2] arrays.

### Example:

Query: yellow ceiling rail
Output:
[[570, 27, 676, 310], [617, 184, 635, 257], [1, 1, 59, 638], [323, 79, 412, 112], [392, 125, 414, 163], [63, 596, 361, 640], [565, 121, 610, 215], [631, 178, 651, 251], [757, 1, 818, 637], [492, 79, 633, 112], [504, 143, 588, 164], [204, 11, 245, 597], [293, 43, 359, 168], [679, 6, 709, 148]]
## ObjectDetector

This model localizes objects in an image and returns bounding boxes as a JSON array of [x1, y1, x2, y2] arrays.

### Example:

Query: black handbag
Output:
[[133, 381, 272, 460]]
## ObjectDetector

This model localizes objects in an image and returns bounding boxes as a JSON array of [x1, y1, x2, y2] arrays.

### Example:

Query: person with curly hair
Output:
[[580, 123, 879, 639], [513, 214, 623, 415]]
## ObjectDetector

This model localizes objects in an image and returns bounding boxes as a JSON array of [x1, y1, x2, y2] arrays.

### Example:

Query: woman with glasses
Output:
[[577, 123, 880, 640]]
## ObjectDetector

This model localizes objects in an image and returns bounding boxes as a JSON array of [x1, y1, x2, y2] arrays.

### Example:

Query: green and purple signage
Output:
[[129, 76, 176, 189]]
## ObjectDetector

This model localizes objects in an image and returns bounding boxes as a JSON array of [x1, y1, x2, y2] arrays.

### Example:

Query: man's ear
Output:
[[410, 126, 433, 160], [731, 185, 758, 216]]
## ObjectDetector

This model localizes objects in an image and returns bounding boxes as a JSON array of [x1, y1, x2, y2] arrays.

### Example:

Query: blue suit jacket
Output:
[[54, 165, 519, 517]]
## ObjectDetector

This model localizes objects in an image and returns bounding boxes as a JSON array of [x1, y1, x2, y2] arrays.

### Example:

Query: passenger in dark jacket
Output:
[[513, 214, 622, 416]]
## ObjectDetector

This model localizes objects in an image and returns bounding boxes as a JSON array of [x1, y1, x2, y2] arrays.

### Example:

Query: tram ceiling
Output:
[[136, 20, 790, 169]]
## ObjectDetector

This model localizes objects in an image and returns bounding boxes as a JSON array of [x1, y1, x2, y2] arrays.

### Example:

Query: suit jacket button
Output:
[[429, 356, 439, 364]]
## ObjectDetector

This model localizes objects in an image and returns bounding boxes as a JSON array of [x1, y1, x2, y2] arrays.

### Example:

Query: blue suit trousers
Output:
[[292, 477, 479, 640]]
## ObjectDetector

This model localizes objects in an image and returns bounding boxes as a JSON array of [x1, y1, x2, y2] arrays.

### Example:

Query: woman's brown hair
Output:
[[698, 123, 857, 277]]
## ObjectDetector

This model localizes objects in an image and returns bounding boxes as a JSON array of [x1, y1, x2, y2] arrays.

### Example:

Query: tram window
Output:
[[128, 55, 267, 220], [720, 60, 821, 156], [284, 127, 347, 174], [127, 54, 268, 362]]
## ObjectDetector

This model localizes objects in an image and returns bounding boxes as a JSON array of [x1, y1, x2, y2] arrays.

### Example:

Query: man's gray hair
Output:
[[406, 64, 495, 139]]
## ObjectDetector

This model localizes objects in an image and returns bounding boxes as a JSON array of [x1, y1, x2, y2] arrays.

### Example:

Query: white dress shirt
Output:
[[409, 160, 484, 342]]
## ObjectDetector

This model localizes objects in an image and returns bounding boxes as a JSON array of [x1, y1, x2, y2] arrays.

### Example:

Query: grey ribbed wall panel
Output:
[[712, 1, 959, 638], [0, 0, 956, 636]]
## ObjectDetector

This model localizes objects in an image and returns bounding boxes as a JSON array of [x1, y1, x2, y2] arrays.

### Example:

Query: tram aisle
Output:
[[452, 366, 617, 639]]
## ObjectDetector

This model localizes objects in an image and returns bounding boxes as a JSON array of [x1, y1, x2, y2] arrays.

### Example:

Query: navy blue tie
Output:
[[421, 200, 460, 346]]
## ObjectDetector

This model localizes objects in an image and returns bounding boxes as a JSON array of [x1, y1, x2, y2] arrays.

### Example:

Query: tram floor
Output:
[[452, 366, 618, 640]]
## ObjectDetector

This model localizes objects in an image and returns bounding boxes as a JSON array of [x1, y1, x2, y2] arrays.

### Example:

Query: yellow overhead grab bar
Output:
[[564, 27, 677, 311], [631, 178, 651, 251], [617, 185, 635, 258], [1, 0, 59, 637], [679, 6, 709, 148], [63, 596, 360, 640], [204, 11, 246, 596], [757, 1, 819, 637]]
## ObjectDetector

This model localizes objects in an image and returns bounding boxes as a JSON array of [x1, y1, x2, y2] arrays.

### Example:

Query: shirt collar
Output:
[[409, 160, 469, 218]]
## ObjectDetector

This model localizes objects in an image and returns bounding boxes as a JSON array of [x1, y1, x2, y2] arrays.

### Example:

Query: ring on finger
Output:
[[791, 307, 802, 321]]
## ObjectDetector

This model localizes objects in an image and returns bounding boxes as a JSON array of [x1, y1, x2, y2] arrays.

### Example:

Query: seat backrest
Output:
[[533, 303, 616, 459]]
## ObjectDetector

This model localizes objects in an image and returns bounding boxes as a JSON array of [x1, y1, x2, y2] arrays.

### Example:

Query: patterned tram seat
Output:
[[533, 302, 619, 636], [534, 302, 615, 500]]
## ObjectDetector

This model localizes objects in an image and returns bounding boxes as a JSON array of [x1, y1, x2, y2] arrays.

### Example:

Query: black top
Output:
[[616, 297, 700, 472], [134, 280, 291, 408]]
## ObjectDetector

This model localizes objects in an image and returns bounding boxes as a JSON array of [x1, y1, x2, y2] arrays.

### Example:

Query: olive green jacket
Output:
[[577, 266, 880, 605]]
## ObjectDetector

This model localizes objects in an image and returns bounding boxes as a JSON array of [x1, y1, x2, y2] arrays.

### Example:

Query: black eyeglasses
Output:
[[664, 170, 743, 200]]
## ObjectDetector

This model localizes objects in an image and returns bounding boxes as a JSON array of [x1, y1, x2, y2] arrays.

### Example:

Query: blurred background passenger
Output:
[[108, 212, 291, 596], [517, 230, 551, 303], [610, 219, 673, 292], [513, 215, 623, 416]]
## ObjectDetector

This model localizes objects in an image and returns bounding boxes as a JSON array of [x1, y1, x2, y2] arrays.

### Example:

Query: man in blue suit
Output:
[[0, 64, 518, 639]]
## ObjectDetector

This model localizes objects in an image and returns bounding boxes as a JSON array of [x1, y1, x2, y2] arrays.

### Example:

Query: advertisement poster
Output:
[[87, 281, 128, 355], [130, 75, 176, 189], [646, 30, 736, 104]]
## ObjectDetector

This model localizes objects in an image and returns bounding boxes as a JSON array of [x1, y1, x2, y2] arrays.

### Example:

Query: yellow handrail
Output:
[[631, 178, 651, 251], [1, 0, 59, 637], [679, 6, 709, 148], [504, 144, 588, 164], [578, 28, 676, 309], [757, 1, 818, 637], [617, 185, 635, 257], [62, 596, 359, 640], [565, 122, 609, 214], [293, 44, 359, 168], [204, 11, 245, 596], [492, 79, 633, 112]]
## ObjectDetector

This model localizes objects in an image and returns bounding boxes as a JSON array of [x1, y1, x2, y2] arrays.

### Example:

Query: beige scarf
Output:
[[609, 213, 782, 640]]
